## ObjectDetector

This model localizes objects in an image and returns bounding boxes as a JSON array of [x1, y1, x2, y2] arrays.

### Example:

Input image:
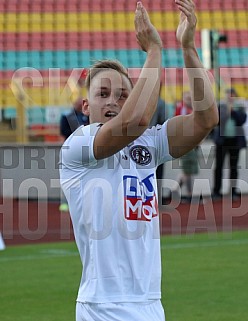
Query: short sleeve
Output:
[[153, 121, 174, 165], [60, 123, 101, 168]]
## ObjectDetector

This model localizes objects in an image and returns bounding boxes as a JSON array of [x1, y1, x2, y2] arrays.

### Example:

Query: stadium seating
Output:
[[0, 0, 247, 142]]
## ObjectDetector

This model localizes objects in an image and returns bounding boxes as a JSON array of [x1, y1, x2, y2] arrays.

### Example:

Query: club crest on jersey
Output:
[[129, 145, 152, 166], [123, 174, 158, 221]]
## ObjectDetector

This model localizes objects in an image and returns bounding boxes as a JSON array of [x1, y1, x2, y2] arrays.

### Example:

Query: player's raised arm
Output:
[[87, 2, 162, 160], [167, 0, 219, 158]]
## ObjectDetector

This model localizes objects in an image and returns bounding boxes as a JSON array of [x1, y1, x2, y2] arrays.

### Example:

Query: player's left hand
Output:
[[175, 0, 197, 49]]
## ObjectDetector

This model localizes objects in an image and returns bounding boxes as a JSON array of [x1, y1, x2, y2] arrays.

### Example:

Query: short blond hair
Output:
[[85, 59, 133, 90]]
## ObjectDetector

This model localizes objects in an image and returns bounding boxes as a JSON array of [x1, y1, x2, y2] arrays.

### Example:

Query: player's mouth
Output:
[[105, 111, 118, 118]]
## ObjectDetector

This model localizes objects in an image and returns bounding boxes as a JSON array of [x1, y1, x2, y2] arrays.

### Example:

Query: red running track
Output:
[[0, 196, 248, 246]]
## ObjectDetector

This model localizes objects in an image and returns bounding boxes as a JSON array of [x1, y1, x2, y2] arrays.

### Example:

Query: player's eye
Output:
[[96, 91, 108, 98], [120, 93, 128, 99], [116, 91, 128, 100]]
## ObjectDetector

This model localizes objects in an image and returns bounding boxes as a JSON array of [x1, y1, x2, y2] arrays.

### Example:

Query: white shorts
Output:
[[76, 300, 165, 321]]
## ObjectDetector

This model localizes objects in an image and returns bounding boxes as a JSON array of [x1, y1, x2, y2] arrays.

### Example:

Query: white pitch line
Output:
[[1, 239, 248, 262], [161, 238, 248, 250], [0, 250, 78, 263]]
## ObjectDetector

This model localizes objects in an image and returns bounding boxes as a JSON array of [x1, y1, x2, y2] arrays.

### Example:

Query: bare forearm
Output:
[[183, 47, 218, 128], [120, 48, 162, 132], [168, 0, 219, 158], [117, 0, 162, 134]]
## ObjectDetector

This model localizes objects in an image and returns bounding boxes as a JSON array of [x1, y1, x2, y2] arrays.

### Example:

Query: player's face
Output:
[[85, 70, 132, 124]]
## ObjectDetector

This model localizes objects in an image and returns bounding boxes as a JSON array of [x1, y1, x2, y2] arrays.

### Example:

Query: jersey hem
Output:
[[76, 293, 161, 304]]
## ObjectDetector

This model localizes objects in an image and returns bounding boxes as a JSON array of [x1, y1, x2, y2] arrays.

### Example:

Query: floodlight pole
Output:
[[212, 30, 221, 105]]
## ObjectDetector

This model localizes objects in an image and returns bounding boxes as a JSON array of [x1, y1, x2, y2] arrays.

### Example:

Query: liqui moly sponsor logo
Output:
[[123, 174, 158, 221]]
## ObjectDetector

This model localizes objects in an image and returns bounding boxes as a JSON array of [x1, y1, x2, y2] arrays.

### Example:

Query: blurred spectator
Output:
[[172, 91, 199, 201], [60, 97, 89, 140], [212, 88, 247, 199], [150, 95, 168, 128]]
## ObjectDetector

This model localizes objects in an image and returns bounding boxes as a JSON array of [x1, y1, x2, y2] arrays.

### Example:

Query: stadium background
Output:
[[0, 0, 247, 143], [0, 0, 247, 244], [1, 3, 248, 320]]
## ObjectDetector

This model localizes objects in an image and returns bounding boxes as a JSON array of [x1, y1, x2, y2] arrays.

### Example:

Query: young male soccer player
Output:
[[60, 1, 218, 320]]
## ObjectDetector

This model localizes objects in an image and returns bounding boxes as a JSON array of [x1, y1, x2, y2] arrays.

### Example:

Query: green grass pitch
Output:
[[0, 230, 248, 321]]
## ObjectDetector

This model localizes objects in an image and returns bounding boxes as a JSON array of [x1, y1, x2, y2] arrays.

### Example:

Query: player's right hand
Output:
[[134, 2, 162, 53]]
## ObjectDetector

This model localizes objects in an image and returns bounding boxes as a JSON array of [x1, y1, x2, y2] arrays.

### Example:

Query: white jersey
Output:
[[60, 121, 172, 303]]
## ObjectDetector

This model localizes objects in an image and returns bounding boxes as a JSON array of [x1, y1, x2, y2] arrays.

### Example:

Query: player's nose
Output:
[[105, 94, 119, 107]]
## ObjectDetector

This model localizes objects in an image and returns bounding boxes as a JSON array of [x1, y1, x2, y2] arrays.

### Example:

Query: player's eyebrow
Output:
[[95, 86, 109, 90], [97, 86, 129, 92], [116, 87, 129, 92]]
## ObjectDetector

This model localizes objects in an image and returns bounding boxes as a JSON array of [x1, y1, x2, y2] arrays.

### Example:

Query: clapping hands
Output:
[[134, 2, 162, 53], [175, 0, 197, 49]]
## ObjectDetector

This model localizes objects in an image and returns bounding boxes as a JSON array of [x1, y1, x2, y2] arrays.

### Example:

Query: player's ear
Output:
[[82, 99, 90, 116]]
